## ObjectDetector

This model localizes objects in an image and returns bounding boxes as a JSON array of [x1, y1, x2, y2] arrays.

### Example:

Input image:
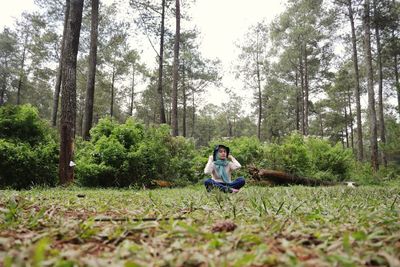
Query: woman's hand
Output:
[[209, 155, 213, 161], [228, 155, 233, 160]]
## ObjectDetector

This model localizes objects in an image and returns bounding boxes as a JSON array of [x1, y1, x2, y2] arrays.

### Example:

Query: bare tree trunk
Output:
[[319, 113, 324, 137], [295, 70, 300, 131], [373, 0, 387, 167], [59, 0, 84, 186], [395, 53, 400, 116], [344, 106, 349, 148], [171, 0, 180, 136], [157, 0, 166, 123], [110, 67, 115, 117], [52, 0, 70, 127], [255, 50, 262, 140], [191, 91, 195, 137], [82, 0, 99, 140], [299, 55, 305, 135], [347, 0, 364, 161], [17, 34, 28, 105], [129, 65, 135, 116], [182, 59, 187, 137], [348, 88, 354, 150], [363, 0, 379, 172], [304, 45, 309, 136], [0, 59, 7, 106]]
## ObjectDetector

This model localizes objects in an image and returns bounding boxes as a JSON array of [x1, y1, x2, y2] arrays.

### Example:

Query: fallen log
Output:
[[248, 165, 336, 186]]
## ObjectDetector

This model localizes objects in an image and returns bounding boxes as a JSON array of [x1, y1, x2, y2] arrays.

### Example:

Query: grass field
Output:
[[1, 185, 399, 266]]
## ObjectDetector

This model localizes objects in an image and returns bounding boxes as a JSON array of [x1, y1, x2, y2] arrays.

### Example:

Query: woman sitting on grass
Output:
[[204, 144, 245, 193]]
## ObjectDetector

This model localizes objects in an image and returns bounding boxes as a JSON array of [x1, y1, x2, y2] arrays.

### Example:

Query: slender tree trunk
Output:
[[347, 0, 364, 161], [373, 0, 387, 167], [304, 45, 309, 136], [191, 91, 195, 137], [17, 34, 28, 105], [157, 0, 166, 123], [52, 0, 70, 127], [0, 59, 7, 106], [110, 67, 115, 117], [299, 55, 305, 135], [256, 49, 262, 140], [182, 60, 187, 137], [129, 65, 135, 116], [348, 88, 354, 150], [171, 0, 180, 136], [344, 106, 349, 148], [319, 113, 324, 137], [363, 0, 379, 172], [59, 0, 84, 186], [82, 0, 99, 140], [295, 70, 300, 131], [395, 53, 400, 115], [393, 0, 400, 115]]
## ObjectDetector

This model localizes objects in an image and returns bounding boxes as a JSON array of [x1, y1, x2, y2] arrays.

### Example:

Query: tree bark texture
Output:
[[363, 0, 379, 172], [157, 0, 166, 123], [52, 0, 70, 127], [110, 67, 115, 117], [17, 34, 28, 105], [347, 0, 364, 161], [59, 0, 84, 186], [129, 65, 135, 116], [171, 0, 180, 136], [82, 0, 99, 140], [373, 0, 387, 167]]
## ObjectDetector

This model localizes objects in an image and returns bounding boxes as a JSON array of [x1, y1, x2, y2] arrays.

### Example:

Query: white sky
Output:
[[0, 0, 286, 113]]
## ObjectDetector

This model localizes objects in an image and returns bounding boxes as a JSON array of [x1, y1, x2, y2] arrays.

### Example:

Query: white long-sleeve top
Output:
[[204, 156, 241, 183]]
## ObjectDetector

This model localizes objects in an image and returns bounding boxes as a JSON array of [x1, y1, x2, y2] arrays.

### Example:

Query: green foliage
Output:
[[0, 104, 52, 146], [75, 118, 197, 187], [259, 133, 356, 182], [0, 105, 58, 189]]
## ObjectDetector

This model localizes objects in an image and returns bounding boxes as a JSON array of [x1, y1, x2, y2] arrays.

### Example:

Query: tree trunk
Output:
[[373, 0, 387, 167], [129, 64, 135, 116], [348, 88, 354, 150], [319, 113, 324, 137], [82, 0, 99, 140], [347, 0, 364, 161], [157, 0, 166, 123], [191, 91, 195, 137], [110, 67, 115, 117], [304, 45, 309, 136], [395, 52, 400, 116], [256, 49, 262, 140], [59, 0, 84, 186], [17, 34, 28, 105], [299, 55, 305, 135], [344, 106, 349, 148], [182, 59, 187, 137], [295, 70, 300, 131], [0, 58, 7, 106], [171, 0, 180, 136], [52, 0, 70, 127], [363, 0, 379, 172]]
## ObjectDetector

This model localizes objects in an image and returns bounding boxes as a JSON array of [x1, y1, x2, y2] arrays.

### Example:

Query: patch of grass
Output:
[[0, 185, 399, 266]]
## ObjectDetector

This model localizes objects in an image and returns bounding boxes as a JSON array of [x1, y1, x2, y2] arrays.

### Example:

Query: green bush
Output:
[[307, 137, 353, 181], [75, 118, 197, 187], [255, 133, 355, 182], [0, 105, 58, 189]]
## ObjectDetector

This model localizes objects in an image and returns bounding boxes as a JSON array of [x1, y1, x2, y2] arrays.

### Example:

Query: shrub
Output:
[[75, 118, 197, 187], [259, 133, 355, 182], [0, 105, 58, 189]]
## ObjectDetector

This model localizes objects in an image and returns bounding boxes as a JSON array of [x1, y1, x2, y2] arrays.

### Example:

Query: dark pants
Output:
[[204, 177, 245, 193]]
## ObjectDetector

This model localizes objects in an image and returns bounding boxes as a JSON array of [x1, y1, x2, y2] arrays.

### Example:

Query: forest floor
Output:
[[0, 185, 399, 266]]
